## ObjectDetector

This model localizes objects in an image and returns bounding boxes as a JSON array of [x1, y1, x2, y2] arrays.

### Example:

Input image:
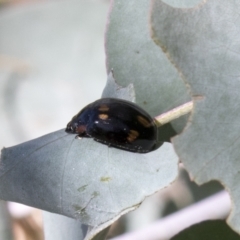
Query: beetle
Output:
[[65, 98, 162, 153]]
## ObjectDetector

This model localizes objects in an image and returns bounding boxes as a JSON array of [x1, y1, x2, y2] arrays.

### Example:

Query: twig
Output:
[[110, 191, 231, 240], [154, 101, 193, 126]]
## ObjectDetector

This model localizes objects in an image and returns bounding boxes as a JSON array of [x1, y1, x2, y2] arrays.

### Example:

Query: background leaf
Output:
[[161, 0, 202, 8], [171, 220, 240, 240], [0, 0, 108, 147], [151, 0, 240, 233], [0, 201, 13, 240], [105, 0, 191, 135], [43, 211, 87, 240]]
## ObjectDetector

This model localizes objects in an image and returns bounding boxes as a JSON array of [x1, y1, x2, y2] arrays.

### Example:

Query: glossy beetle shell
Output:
[[65, 98, 162, 153]]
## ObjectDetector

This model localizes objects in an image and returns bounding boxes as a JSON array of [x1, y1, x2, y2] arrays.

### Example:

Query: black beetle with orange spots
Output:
[[65, 98, 163, 153]]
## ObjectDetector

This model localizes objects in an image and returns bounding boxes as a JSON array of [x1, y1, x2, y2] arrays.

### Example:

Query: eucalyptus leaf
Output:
[[0, 75, 179, 240], [105, 0, 191, 134], [43, 212, 87, 240], [151, 0, 240, 234], [162, 0, 202, 8], [171, 220, 240, 240], [101, 71, 135, 101], [0, 0, 108, 145], [0, 201, 13, 240]]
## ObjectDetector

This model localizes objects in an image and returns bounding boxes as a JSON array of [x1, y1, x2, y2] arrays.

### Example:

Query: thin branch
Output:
[[110, 191, 231, 240], [154, 101, 193, 126]]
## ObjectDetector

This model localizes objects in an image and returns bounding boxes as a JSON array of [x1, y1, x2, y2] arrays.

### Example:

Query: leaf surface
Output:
[[0, 74, 179, 239], [171, 220, 240, 240], [105, 0, 191, 133], [151, 0, 240, 233]]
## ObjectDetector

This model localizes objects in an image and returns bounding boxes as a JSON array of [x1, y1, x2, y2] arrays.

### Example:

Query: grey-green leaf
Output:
[[171, 220, 240, 240], [101, 71, 135, 101], [105, 0, 191, 134], [0, 75, 179, 239], [43, 212, 87, 240], [162, 0, 203, 8], [0, 202, 13, 240], [0, 133, 178, 238], [151, 0, 240, 234]]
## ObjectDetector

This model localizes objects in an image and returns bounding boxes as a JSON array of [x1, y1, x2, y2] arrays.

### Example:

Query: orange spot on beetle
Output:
[[127, 130, 139, 142], [98, 105, 109, 112], [137, 115, 152, 128], [99, 114, 109, 120]]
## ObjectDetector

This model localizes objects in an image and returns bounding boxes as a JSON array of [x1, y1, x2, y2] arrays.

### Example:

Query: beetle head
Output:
[[65, 119, 78, 133], [65, 115, 88, 136]]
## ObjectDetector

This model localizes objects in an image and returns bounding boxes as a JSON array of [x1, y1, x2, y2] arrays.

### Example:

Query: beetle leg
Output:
[[76, 130, 91, 138], [75, 135, 82, 140]]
